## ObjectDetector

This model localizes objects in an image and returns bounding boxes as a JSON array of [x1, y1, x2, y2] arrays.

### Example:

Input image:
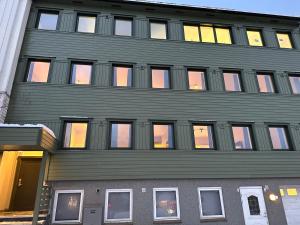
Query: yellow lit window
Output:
[[247, 30, 264, 46], [216, 27, 232, 44], [287, 188, 298, 196], [64, 122, 88, 148], [276, 33, 293, 49], [280, 189, 285, 196], [200, 26, 215, 43], [184, 25, 200, 42]]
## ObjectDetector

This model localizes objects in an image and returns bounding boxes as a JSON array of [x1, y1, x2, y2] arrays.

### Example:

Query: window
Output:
[[187, 70, 207, 90], [110, 122, 133, 149], [151, 67, 170, 89], [183, 25, 200, 42], [26, 60, 50, 83], [114, 17, 133, 36], [193, 124, 215, 149], [70, 62, 92, 85], [36, 11, 59, 30], [113, 65, 133, 87], [268, 126, 290, 150], [289, 75, 300, 94], [248, 196, 260, 215], [257, 73, 275, 93], [215, 27, 232, 44], [52, 190, 84, 224], [276, 32, 293, 49], [232, 125, 253, 150], [152, 123, 174, 149], [198, 187, 225, 220], [104, 189, 132, 223], [223, 71, 242, 92], [63, 121, 88, 149], [150, 21, 167, 39], [76, 14, 96, 33], [153, 188, 180, 221], [247, 29, 264, 47]]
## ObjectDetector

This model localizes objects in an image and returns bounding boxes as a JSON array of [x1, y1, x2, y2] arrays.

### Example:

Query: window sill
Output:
[[153, 219, 181, 224], [104, 222, 133, 225], [200, 217, 226, 222]]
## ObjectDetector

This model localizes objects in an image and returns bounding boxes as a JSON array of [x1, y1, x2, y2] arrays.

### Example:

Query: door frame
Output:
[[9, 156, 42, 211]]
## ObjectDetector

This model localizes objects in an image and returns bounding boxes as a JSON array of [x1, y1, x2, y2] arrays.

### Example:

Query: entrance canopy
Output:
[[0, 124, 56, 153]]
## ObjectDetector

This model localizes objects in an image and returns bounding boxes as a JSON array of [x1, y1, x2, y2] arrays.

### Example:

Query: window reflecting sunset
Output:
[[152, 68, 170, 89], [27, 60, 50, 82], [71, 63, 92, 85], [289, 75, 300, 94], [223, 72, 242, 92], [153, 124, 174, 149], [113, 66, 132, 87], [193, 125, 214, 149], [232, 126, 253, 150], [269, 127, 289, 150], [111, 123, 132, 148], [188, 70, 206, 90], [64, 122, 88, 148]]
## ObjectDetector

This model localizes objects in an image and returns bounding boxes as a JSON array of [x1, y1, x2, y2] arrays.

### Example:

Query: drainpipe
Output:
[[0, 0, 32, 122]]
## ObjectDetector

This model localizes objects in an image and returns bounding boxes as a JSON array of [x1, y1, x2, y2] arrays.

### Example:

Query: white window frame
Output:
[[52, 189, 84, 224], [198, 187, 226, 220], [104, 189, 133, 223], [153, 187, 181, 221]]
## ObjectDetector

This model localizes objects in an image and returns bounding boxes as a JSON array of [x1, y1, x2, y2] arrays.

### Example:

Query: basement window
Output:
[[70, 62, 93, 85], [26, 59, 51, 83], [52, 190, 84, 224], [36, 10, 59, 30], [76, 14, 96, 33], [63, 121, 88, 149]]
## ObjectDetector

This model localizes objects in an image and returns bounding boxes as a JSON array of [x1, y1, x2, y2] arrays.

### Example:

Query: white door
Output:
[[281, 186, 300, 225], [240, 186, 269, 225]]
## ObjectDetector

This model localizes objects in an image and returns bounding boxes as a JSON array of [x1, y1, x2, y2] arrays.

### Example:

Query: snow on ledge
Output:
[[0, 123, 56, 138]]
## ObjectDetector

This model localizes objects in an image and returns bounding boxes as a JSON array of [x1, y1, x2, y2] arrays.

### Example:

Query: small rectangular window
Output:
[[150, 21, 167, 39], [187, 70, 207, 90], [110, 122, 133, 149], [104, 189, 133, 223], [232, 125, 254, 150], [114, 17, 133, 36], [247, 30, 264, 47], [26, 60, 51, 83], [63, 121, 88, 149], [268, 126, 290, 150], [113, 65, 133, 87], [183, 25, 200, 42], [152, 123, 174, 149], [70, 62, 92, 85], [223, 71, 242, 92], [36, 11, 59, 30], [198, 187, 225, 220], [257, 73, 275, 93], [52, 190, 84, 224], [200, 26, 215, 43], [289, 75, 300, 94], [215, 27, 232, 44], [276, 32, 293, 49], [193, 124, 215, 149], [76, 14, 96, 33], [153, 188, 180, 221], [151, 67, 170, 89]]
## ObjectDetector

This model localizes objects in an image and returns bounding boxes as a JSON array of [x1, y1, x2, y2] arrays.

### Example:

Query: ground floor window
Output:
[[52, 190, 84, 224]]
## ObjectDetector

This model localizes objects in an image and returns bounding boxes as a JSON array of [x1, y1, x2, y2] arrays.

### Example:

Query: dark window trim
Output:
[[287, 73, 300, 95], [150, 120, 176, 150], [107, 119, 135, 150], [275, 31, 294, 49], [60, 118, 92, 150], [113, 15, 134, 37], [148, 19, 169, 40], [68, 60, 95, 85], [149, 65, 172, 89], [229, 122, 256, 151], [266, 123, 294, 151], [185, 67, 209, 91], [110, 62, 135, 88], [24, 57, 54, 83], [245, 28, 265, 47], [221, 69, 244, 92], [255, 72, 278, 94], [191, 122, 217, 150], [75, 12, 98, 33], [35, 9, 60, 30]]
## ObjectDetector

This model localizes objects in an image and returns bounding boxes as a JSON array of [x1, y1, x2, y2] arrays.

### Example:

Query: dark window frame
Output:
[[255, 72, 278, 94], [222, 69, 244, 92], [75, 12, 98, 33], [275, 31, 294, 49], [191, 122, 217, 150], [266, 124, 294, 151], [151, 121, 176, 150], [68, 60, 94, 85], [287, 73, 300, 95], [113, 16, 134, 37], [24, 58, 53, 83], [230, 123, 256, 151], [111, 63, 134, 88], [149, 65, 172, 89], [149, 19, 169, 40], [245, 28, 265, 47], [186, 67, 209, 91], [35, 9, 60, 30], [108, 120, 135, 150]]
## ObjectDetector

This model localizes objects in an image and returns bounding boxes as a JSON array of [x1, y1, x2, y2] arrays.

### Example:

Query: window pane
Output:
[[64, 122, 88, 148], [184, 25, 200, 42], [37, 12, 58, 30], [232, 126, 253, 149], [188, 71, 206, 90], [223, 72, 242, 91], [27, 61, 50, 82], [257, 74, 275, 93], [111, 123, 132, 148], [247, 30, 264, 46], [248, 196, 260, 215], [71, 63, 92, 85], [107, 192, 130, 220], [215, 28, 232, 44], [115, 19, 132, 36], [277, 33, 293, 49], [155, 191, 178, 218], [55, 193, 81, 221], [200, 190, 222, 216], [77, 15, 96, 33], [153, 124, 174, 149], [152, 69, 170, 89], [193, 125, 214, 149], [269, 127, 289, 150], [113, 66, 132, 87], [150, 22, 167, 39], [200, 26, 215, 43], [289, 76, 300, 94]]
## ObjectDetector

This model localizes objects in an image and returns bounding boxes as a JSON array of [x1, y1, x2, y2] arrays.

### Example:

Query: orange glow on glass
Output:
[[152, 69, 169, 88], [193, 125, 213, 149], [64, 123, 88, 148], [188, 71, 206, 90], [114, 67, 132, 87], [224, 72, 241, 91], [153, 124, 173, 149], [72, 64, 92, 85], [232, 126, 252, 149], [28, 61, 50, 82], [269, 127, 289, 149], [257, 74, 274, 93]]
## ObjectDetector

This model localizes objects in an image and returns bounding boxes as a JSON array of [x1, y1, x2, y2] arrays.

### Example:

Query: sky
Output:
[[154, 0, 300, 16]]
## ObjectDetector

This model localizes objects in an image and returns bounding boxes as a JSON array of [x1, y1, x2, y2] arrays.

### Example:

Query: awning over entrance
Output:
[[0, 124, 57, 153]]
